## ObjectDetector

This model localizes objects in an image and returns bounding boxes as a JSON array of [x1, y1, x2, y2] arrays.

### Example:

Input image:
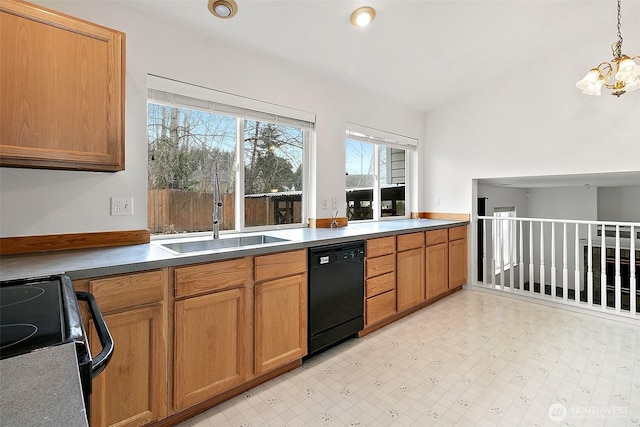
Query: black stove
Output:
[[0, 275, 113, 422]]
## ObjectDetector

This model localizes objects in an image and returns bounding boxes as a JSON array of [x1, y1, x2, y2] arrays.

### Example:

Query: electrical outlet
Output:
[[322, 198, 328, 210], [111, 197, 133, 216], [435, 196, 441, 207], [331, 197, 337, 211]]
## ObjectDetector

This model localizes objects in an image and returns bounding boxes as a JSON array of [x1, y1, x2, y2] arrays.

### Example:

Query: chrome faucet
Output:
[[213, 172, 222, 239]]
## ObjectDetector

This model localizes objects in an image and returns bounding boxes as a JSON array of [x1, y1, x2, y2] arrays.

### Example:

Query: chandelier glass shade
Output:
[[576, 0, 639, 96]]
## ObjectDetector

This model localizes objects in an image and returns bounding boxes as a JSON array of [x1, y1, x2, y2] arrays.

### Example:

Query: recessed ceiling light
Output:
[[350, 6, 376, 28], [208, 0, 238, 19]]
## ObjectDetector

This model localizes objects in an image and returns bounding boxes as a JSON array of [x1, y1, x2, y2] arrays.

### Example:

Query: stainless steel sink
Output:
[[160, 235, 289, 254]]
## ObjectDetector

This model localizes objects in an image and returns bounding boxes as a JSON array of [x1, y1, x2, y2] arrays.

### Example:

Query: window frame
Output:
[[147, 76, 313, 237], [345, 127, 415, 222]]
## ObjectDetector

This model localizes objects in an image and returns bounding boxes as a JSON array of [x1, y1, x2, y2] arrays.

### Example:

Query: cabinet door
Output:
[[255, 274, 307, 374], [426, 242, 448, 299], [397, 247, 424, 311], [90, 304, 166, 427], [174, 287, 249, 411], [449, 238, 467, 289], [0, 1, 125, 171]]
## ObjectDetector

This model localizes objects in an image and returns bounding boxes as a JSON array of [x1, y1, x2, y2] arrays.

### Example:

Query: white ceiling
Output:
[[127, 0, 640, 112]]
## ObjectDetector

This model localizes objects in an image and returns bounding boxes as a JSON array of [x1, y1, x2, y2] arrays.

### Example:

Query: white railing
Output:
[[476, 216, 639, 318]]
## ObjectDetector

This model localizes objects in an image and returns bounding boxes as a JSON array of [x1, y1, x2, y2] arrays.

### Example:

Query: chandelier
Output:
[[576, 0, 639, 96]]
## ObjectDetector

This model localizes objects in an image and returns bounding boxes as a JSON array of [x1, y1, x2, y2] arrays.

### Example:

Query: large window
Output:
[[345, 127, 414, 221], [147, 79, 311, 235]]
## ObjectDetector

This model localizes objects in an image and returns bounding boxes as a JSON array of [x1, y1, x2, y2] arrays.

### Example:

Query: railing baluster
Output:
[[529, 221, 534, 294], [482, 218, 487, 286], [551, 222, 556, 299], [601, 225, 607, 311], [563, 223, 568, 302], [491, 217, 496, 287], [615, 225, 621, 312], [575, 223, 580, 304], [631, 226, 637, 316], [540, 222, 545, 295], [587, 224, 593, 307], [510, 218, 515, 290], [519, 220, 524, 291], [499, 217, 505, 290]]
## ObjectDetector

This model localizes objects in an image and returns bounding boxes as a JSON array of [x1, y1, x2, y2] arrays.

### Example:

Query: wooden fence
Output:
[[148, 189, 301, 234]]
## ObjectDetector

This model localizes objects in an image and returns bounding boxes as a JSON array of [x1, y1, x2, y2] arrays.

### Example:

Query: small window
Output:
[[345, 127, 413, 221]]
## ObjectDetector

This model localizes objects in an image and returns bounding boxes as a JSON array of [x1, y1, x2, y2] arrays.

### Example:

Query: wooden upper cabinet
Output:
[[0, 0, 125, 171]]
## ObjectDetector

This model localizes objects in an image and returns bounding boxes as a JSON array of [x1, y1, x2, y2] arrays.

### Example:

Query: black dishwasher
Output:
[[307, 241, 365, 357]]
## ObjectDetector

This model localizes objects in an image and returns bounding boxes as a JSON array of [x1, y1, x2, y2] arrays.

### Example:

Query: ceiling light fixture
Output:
[[208, 0, 238, 19], [350, 6, 376, 28], [576, 0, 639, 96]]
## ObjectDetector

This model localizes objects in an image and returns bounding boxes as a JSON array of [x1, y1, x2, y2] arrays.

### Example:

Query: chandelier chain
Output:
[[614, 0, 623, 58]]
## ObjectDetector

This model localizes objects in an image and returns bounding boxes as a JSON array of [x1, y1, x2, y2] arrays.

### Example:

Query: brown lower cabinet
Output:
[[172, 257, 252, 411], [396, 232, 425, 311], [76, 270, 168, 427], [365, 236, 396, 326], [363, 225, 468, 333], [173, 286, 250, 410]]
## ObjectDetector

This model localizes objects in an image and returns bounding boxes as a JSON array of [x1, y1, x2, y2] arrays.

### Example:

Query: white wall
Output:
[[421, 33, 640, 215], [0, 1, 423, 237], [597, 186, 640, 222]]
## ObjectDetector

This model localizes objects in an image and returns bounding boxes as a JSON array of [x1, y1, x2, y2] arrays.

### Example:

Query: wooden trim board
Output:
[[412, 212, 470, 221], [0, 229, 151, 256], [308, 217, 348, 228]]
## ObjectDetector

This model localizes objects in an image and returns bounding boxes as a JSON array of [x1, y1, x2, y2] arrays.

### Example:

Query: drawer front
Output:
[[366, 236, 396, 258], [255, 249, 306, 282], [449, 225, 467, 241], [175, 258, 251, 298], [426, 229, 448, 246], [366, 290, 396, 325], [89, 270, 165, 313], [397, 232, 424, 251], [366, 272, 395, 298], [366, 254, 395, 278]]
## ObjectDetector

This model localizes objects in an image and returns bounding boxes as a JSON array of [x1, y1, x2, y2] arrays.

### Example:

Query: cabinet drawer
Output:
[[397, 232, 424, 251], [426, 229, 448, 246], [255, 249, 306, 282], [366, 272, 395, 298], [174, 258, 251, 298], [366, 236, 396, 258], [89, 270, 165, 313], [449, 225, 467, 241], [366, 254, 395, 278], [366, 290, 396, 325]]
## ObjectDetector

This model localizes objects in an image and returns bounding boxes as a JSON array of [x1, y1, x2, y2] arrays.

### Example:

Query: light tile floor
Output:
[[178, 290, 640, 426]]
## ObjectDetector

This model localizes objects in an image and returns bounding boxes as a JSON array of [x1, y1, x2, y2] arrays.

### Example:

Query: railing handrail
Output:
[[477, 215, 640, 228]]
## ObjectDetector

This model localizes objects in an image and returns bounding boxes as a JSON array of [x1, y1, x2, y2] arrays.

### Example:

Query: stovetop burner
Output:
[[0, 278, 67, 360], [0, 324, 38, 350], [0, 286, 45, 308]]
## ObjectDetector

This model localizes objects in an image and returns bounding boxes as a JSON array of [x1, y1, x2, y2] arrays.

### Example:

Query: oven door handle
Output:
[[75, 291, 114, 378]]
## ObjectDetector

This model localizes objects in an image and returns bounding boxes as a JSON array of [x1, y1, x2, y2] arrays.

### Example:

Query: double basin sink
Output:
[[158, 234, 290, 255]]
